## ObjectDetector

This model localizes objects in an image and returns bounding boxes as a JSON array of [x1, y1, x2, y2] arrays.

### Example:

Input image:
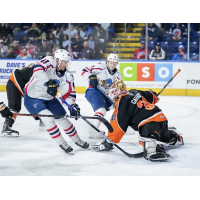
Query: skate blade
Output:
[[66, 151, 74, 155], [1, 133, 19, 137]]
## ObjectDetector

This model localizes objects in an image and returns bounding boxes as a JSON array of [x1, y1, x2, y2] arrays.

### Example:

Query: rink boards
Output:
[[0, 59, 200, 96]]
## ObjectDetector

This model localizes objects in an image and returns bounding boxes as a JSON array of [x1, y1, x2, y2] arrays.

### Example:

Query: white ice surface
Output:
[[0, 92, 200, 176]]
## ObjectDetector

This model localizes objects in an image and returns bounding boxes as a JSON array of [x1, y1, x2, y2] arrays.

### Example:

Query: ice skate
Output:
[[1, 118, 19, 137], [75, 139, 90, 149], [59, 141, 73, 154]]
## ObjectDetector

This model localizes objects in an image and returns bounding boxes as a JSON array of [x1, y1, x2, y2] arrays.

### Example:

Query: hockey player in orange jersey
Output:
[[91, 80, 184, 161]]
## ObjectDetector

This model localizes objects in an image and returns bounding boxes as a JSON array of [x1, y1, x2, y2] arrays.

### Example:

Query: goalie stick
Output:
[[58, 95, 144, 158]]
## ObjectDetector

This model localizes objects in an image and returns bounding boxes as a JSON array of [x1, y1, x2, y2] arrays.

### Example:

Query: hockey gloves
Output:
[[44, 79, 59, 97], [89, 75, 98, 89], [68, 103, 80, 120], [0, 102, 13, 118]]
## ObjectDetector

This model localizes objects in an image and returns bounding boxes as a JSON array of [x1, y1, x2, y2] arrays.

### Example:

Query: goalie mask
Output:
[[109, 80, 127, 102]]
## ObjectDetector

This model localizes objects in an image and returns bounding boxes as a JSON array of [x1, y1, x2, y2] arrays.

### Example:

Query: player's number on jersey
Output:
[[40, 59, 49, 64], [137, 97, 155, 110]]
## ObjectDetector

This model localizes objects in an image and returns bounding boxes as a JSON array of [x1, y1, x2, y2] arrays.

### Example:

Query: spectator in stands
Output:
[[25, 40, 35, 57], [39, 39, 49, 55], [79, 24, 91, 39], [47, 32, 59, 45], [52, 26, 61, 40], [88, 34, 95, 51], [79, 40, 95, 60], [39, 23, 49, 40], [133, 41, 150, 60], [98, 23, 110, 39], [5, 34, 14, 47], [0, 23, 13, 38], [71, 33, 83, 53], [60, 34, 70, 49], [7, 46, 17, 58], [166, 23, 187, 45], [88, 34, 103, 59], [27, 23, 41, 39], [9, 23, 21, 33], [141, 23, 159, 44], [19, 35, 28, 46], [0, 39, 9, 58], [16, 46, 32, 59], [63, 24, 78, 39], [172, 45, 187, 61], [93, 24, 107, 52], [161, 23, 170, 32], [149, 43, 165, 60], [32, 36, 41, 47], [11, 40, 20, 55], [93, 24, 106, 40], [20, 23, 32, 31]]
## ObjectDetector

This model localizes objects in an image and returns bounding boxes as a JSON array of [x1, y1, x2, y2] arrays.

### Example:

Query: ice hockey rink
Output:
[[0, 92, 200, 176]]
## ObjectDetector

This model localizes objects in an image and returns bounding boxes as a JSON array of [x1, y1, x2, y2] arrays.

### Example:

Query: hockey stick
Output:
[[58, 95, 143, 158], [157, 69, 181, 96], [14, 112, 113, 132], [57, 95, 113, 133], [97, 86, 115, 103]]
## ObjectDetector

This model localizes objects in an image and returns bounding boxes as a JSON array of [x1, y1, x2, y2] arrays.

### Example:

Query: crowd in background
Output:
[[133, 23, 200, 61], [1, 23, 200, 61], [0, 23, 114, 60]]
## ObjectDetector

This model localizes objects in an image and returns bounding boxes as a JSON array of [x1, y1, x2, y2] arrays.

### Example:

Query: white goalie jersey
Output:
[[81, 62, 122, 94], [24, 56, 76, 105]]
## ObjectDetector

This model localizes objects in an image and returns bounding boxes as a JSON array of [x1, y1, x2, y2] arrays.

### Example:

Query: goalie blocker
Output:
[[91, 80, 184, 161]]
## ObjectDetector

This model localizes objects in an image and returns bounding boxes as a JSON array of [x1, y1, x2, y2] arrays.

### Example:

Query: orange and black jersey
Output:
[[108, 89, 167, 143], [9, 64, 35, 96]]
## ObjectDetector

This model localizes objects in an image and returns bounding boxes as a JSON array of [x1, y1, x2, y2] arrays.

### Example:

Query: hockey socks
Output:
[[47, 125, 66, 145], [64, 124, 89, 149]]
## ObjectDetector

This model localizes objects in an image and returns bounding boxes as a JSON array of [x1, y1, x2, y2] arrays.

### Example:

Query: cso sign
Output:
[[119, 63, 173, 82]]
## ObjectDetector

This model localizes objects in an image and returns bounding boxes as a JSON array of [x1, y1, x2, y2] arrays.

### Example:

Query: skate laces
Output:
[[76, 139, 85, 146], [61, 141, 70, 149]]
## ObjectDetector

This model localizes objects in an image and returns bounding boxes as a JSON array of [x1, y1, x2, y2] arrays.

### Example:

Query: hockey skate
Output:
[[91, 139, 114, 151], [1, 117, 19, 137], [59, 141, 73, 154], [39, 119, 46, 131], [75, 139, 90, 149]]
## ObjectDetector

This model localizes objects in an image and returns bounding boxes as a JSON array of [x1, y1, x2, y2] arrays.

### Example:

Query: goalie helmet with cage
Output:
[[54, 49, 71, 70], [109, 80, 127, 102]]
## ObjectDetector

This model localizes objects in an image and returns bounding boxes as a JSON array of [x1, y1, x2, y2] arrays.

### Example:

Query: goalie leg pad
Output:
[[139, 136, 170, 161]]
